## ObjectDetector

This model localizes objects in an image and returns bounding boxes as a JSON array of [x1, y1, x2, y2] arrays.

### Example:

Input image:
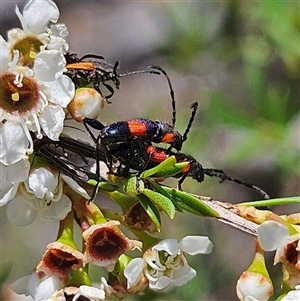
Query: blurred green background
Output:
[[1, 1, 299, 300]]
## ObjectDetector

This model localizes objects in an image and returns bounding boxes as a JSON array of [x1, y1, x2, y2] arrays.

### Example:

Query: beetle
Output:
[[82, 65, 198, 173], [37, 135, 269, 199], [64, 52, 161, 101]]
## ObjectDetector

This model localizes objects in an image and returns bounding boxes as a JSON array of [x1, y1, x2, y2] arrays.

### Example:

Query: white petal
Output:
[[34, 50, 64, 81], [0, 160, 29, 206], [39, 104, 65, 140], [28, 168, 57, 199], [124, 258, 144, 289], [7, 196, 37, 226], [33, 275, 63, 301], [0, 182, 19, 207], [0, 121, 29, 165], [0, 35, 9, 73], [75, 285, 106, 300], [6, 159, 30, 183], [22, 0, 59, 34], [257, 221, 289, 251], [40, 194, 72, 220], [46, 75, 75, 107], [149, 275, 173, 291], [179, 236, 213, 255], [172, 265, 196, 286], [153, 239, 180, 256], [61, 175, 90, 199], [11, 275, 31, 295]]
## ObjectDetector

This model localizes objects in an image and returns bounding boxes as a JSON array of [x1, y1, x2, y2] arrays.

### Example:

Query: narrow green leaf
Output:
[[136, 194, 161, 232], [87, 179, 119, 192], [162, 187, 219, 217], [240, 196, 300, 207], [122, 176, 145, 195], [140, 156, 187, 179], [143, 188, 176, 219], [147, 178, 183, 212], [108, 175, 145, 195]]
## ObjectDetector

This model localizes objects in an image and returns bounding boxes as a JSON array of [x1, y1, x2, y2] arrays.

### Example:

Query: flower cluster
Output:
[[0, 0, 74, 167]]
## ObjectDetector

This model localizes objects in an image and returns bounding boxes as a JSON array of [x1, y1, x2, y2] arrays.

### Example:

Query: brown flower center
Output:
[[0, 73, 39, 115], [88, 227, 128, 260], [12, 36, 43, 67]]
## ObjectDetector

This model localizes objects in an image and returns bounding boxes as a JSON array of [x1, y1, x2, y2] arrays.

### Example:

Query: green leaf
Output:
[[109, 175, 145, 195], [140, 156, 188, 179], [106, 191, 137, 211], [87, 179, 119, 192], [122, 176, 145, 195], [136, 194, 161, 231], [240, 196, 300, 207], [143, 188, 176, 219], [162, 187, 219, 217]]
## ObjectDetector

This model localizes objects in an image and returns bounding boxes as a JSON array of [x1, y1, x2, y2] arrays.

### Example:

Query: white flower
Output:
[[11, 270, 64, 301], [8, 0, 68, 55], [0, 45, 75, 164], [5, 167, 75, 226], [125, 236, 213, 292], [257, 221, 300, 288], [0, 0, 74, 165], [0, 158, 30, 206]]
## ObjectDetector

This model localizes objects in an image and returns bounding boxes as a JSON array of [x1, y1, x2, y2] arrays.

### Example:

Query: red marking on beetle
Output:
[[66, 62, 96, 71], [147, 146, 168, 163], [127, 120, 147, 136], [161, 133, 176, 143]]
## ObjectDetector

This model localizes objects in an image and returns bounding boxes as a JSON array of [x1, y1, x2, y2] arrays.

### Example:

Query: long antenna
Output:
[[147, 65, 176, 126], [204, 168, 270, 199], [182, 102, 198, 143]]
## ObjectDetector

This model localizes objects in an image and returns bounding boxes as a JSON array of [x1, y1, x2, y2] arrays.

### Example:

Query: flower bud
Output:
[[68, 88, 105, 122]]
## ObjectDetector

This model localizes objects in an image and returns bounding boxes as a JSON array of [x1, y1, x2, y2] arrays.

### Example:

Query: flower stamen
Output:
[[11, 92, 20, 101]]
